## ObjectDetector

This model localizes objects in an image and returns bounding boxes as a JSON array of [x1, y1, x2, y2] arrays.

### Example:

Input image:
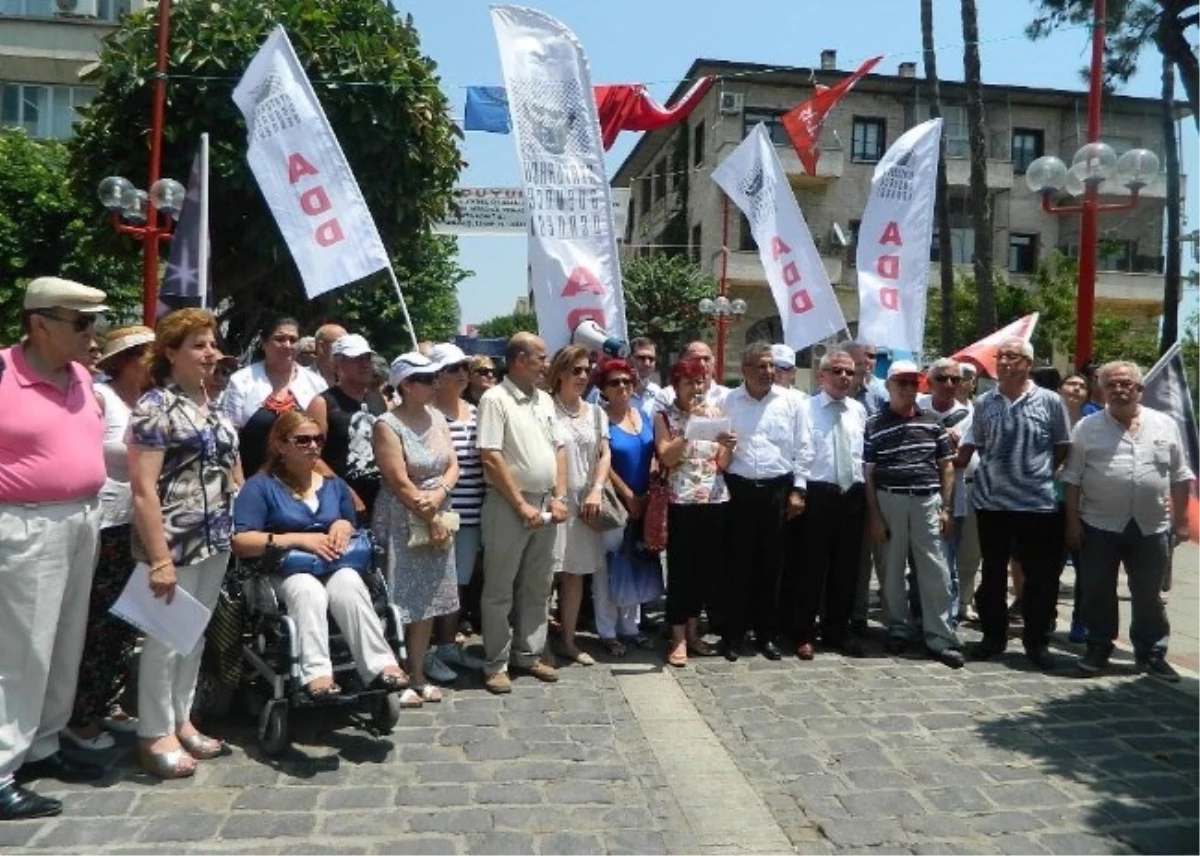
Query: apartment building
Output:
[[1, 0, 142, 139], [612, 53, 1183, 361]]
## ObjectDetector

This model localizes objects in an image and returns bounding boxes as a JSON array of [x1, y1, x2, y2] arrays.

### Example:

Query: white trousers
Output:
[[0, 499, 101, 785], [596, 527, 641, 640], [137, 552, 227, 739], [273, 568, 397, 686]]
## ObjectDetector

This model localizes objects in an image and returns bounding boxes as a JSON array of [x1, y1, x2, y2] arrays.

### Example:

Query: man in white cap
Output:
[[0, 277, 111, 818], [863, 360, 962, 668], [771, 343, 806, 402], [307, 333, 389, 521]]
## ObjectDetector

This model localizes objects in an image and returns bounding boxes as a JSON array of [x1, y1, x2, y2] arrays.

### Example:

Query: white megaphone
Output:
[[572, 319, 629, 358]]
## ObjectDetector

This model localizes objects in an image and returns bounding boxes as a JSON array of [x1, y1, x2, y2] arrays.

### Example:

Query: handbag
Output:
[[276, 529, 376, 577], [583, 404, 628, 532], [606, 524, 665, 607], [408, 510, 461, 549], [641, 411, 672, 554]]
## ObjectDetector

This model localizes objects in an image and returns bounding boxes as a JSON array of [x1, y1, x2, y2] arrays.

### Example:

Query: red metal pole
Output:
[[716, 195, 730, 382], [142, 0, 171, 326], [1075, 0, 1105, 370]]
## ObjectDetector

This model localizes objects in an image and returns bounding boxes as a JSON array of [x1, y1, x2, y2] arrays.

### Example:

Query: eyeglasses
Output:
[[440, 362, 468, 374], [996, 351, 1027, 362], [570, 366, 590, 377], [930, 375, 961, 384], [605, 377, 633, 388], [633, 354, 657, 363], [1103, 379, 1138, 390], [825, 367, 854, 377], [891, 378, 919, 388], [473, 368, 495, 377], [36, 310, 95, 333], [289, 434, 325, 448]]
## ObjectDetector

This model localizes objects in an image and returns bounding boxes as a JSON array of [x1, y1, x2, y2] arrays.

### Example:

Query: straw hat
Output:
[[97, 325, 155, 368]]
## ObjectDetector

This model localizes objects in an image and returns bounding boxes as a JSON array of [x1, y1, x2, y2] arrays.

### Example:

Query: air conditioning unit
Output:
[[718, 91, 744, 116], [55, 0, 99, 17]]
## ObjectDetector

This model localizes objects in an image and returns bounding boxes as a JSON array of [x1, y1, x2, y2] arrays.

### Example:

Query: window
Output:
[[692, 120, 705, 167], [653, 160, 667, 201], [1011, 129, 1044, 174], [942, 105, 969, 158], [738, 213, 758, 252], [1097, 239, 1135, 272], [0, 83, 95, 140], [930, 228, 975, 265], [743, 107, 790, 146], [639, 178, 651, 215], [690, 223, 702, 264], [847, 219, 861, 268], [1008, 233, 1038, 274], [851, 117, 886, 163], [1, 0, 123, 20]]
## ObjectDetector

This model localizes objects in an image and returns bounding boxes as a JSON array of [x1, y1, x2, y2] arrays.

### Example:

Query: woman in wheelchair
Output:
[[232, 412, 409, 699]]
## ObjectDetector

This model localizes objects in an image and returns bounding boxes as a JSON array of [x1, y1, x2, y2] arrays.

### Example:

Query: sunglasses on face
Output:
[[605, 377, 633, 388], [37, 310, 96, 333], [569, 365, 591, 377], [408, 374, 437, 386], [996, 351, 1027, 362], [441, 362, 468, 374], [825, 367, 855, 377], [473, 368, 495, 378], [289, 433, 325, 448], [931, 375, 961, 384], [892, 378, 919, 388]]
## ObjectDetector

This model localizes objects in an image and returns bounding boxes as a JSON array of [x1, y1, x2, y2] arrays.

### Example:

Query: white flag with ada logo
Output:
[[711, 123, 846, 351], [856, 118, 942, 353]]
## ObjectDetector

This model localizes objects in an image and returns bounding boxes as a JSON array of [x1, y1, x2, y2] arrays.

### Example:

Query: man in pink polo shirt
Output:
[[0, 277, 110, 819]]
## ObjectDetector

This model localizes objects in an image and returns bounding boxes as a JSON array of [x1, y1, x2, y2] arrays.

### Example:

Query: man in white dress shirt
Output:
[[719, 342, 814, 661], [790, 348, 868, 660]]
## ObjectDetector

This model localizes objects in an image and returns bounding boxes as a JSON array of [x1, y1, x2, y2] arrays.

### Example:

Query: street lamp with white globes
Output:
[[698, 294, 747, 380]]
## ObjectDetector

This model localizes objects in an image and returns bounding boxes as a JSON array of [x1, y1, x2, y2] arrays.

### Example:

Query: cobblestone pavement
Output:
[[3, 558, 1197, 854]]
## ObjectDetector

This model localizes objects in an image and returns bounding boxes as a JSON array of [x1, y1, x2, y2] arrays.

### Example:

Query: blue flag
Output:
[[160, 152, 210, 308], [464, 86, 512, 133]]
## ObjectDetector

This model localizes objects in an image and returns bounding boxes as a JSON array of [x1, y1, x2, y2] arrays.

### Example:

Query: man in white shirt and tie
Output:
[[789, 348, 868, 660], [719, 342, 814, 661]]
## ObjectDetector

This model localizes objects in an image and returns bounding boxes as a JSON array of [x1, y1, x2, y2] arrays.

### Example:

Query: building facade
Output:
[[1, 0, 142, 139], [612, 54, 1183, 365]]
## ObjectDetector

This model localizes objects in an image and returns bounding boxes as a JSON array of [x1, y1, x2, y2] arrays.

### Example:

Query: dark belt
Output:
[[879, 486, 939, 497], [725, 473, 793, 490]]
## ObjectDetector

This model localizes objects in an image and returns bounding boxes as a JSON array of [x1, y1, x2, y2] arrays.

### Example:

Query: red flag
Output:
[[950, 313, 1039, 380], [594, 76, 715, 150], [782, 56, 882, 175]]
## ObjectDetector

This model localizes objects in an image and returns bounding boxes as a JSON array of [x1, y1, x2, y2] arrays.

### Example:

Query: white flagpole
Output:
[[385, 265, 419, 351], [198, 132, 210, 311]]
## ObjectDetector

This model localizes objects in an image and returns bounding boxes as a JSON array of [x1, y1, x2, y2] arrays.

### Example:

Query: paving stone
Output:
[[416, 762, 483, 783], [549, 779, 615, 804], [462, 740, 528, 762], [409, 808, 494, 834], [0, 822, 40, 848], [321, 786, 394, 810], [919, 786, 993, 813], [368, 836, 459, 855], [491, 806, 562, 834], [605, 828, 667, 855], [395, 784, 471, 807], [534, 831, 603, 855], [786, 773, 850, 797], [1039, 831, 1130, 855], [32, 818, 146, 848], [221, 812, 317, 839], [136, 814, 224, 842], [1112, 822, 1200, 855], [992, 834, 1052, 855], [986, 781, 1072, 808], [837, 789, 925, 819], [232, 787, 320, 811], [969, 811, 1047, 836], [845, 769, 916, 790], [473, 782, 543, 805], [815, 818, 905, 848]]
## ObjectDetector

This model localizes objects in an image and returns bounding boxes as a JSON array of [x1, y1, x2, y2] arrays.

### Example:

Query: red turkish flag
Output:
[[593, 76, 715, 150], [781, 56, 882, 175], [950, 313, 1040, 380]]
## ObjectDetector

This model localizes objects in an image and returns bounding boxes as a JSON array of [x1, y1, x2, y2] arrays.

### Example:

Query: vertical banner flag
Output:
[[492, 6, 627, 351], [712, 124, 846, 351], [160, 145, 210, 309], [856, 118, 942, 354], [950, 312, 1039, 379], [782, 56, 881, 176], [232, 26, 390, 299]]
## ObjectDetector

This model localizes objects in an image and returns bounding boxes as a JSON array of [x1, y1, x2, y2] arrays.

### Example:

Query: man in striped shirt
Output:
[[864, 361, 962, 667], [960, 337, 1072, 669]]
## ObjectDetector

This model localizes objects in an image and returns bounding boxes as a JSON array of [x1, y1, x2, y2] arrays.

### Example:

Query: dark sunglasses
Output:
[[825, 367, 854, 377], [36, 310, 95, 333], [931, 375, 961, 384], [441, 362, 468, 374], [570, 366, 590, 377], [408, 374, 437, 386], [891, 378, 919, 388], [289, 433, 325, 448], [605, 377, 633, 388], [473, 368, 495, 377]]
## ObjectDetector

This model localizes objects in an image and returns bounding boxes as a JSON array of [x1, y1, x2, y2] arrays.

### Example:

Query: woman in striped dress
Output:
[[427, 344, 487, 677]]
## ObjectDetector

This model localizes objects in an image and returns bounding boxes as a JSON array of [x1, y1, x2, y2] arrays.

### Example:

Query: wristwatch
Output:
[[551, 495, 568, 504]]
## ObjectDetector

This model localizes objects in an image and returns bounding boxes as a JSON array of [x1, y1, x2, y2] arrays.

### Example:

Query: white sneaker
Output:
[[62, 727, 116, 752], [423, 651, 458, 683], [438, 644, 485, 672]]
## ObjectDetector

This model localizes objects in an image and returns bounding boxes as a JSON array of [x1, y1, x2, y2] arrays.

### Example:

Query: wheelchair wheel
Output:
[[259, 700, 290, 757], [370, 693, 402, 734]]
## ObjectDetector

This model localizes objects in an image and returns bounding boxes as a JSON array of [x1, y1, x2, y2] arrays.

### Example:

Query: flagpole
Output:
[[384, 266, 420, 351], [198, 133, 210, 311]]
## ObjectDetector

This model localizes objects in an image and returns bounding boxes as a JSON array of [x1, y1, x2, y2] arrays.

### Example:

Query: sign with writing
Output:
[[434, 188, 527, 235]]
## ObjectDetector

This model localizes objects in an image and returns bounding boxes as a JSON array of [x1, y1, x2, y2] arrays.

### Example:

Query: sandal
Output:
[[398, 688, 424, 708], [178, 732, 228, 760], [600, 638, 627, 658], [560, 646, 595, 667], [138, 744, 197, 780], [667, 640, 688, 668], [414, 684, 443, 703], [303, 680, 343, 700], [370, 670, 410, 692]]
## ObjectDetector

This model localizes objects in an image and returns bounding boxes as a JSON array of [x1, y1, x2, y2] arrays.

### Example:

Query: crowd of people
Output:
[[0, 275, 1193, 820]]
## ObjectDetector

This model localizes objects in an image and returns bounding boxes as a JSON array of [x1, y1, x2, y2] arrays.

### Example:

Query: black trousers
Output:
[[788, 482, 866, 646], [723, 473, 791, 642], [665, 503, 727, 627], [976, 508, 1065, 649]]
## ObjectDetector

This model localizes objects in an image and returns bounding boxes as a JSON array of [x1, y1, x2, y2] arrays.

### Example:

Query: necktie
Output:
[[831, 399, 854, 492]]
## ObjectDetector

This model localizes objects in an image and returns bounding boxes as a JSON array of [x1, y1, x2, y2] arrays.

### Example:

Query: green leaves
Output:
[[475, 311, 539, 340]]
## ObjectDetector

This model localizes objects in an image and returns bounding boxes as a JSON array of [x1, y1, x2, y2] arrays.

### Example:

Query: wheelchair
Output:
[[224, 533, 407, 757]]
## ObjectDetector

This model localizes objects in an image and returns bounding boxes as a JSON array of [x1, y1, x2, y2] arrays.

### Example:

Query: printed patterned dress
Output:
[[372, 409, 460, 625]]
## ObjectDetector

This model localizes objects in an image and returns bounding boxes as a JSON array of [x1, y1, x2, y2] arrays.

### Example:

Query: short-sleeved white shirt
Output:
[[221, 361, 328, 428], [476, 377, 562, 495]]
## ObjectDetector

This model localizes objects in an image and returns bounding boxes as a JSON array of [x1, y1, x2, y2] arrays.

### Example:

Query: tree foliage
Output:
[[620, 254, 716, 358], [474, 311, 539, 340], [1027, 0, 1198, 126], [69, 0, 465, 351], [0, 129, 141, 343]]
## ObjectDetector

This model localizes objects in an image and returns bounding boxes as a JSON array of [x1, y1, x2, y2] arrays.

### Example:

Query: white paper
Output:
[[109, 563, 212, 656], [684, 417, 730, 442]]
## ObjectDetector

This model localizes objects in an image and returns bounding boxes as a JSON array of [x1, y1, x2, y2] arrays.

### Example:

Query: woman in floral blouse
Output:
[[128, 309, 241, 779], [653, 357, 734, 668]]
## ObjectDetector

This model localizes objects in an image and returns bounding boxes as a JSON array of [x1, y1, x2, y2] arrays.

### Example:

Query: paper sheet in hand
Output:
[[109, 563, 212, 656], [684, 417, 730, 442]]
